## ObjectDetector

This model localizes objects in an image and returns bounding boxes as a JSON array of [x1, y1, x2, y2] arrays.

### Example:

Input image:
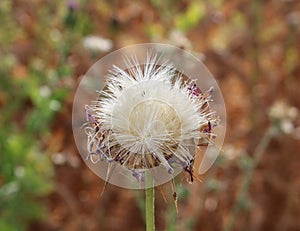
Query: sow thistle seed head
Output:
[[84, 52, 218, 183]]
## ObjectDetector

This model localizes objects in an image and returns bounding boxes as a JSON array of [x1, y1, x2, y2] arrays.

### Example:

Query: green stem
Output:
[[145, 174, 155, 231], [249, 0, 262, 132], [224, 127, 275, 231]]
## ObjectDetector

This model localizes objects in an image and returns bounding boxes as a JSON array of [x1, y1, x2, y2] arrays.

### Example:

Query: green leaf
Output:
[[175, 2, 206, 31]]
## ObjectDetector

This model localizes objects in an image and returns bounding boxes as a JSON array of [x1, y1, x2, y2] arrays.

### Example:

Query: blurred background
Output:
[[0, 0, 300, 230]]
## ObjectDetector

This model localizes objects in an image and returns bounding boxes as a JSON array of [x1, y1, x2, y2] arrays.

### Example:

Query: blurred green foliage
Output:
[[175, 1, 206, 31], [0, 1, 82, 230]]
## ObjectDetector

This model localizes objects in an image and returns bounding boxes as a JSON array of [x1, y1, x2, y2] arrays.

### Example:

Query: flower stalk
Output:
[[145, 175, 155, 231]]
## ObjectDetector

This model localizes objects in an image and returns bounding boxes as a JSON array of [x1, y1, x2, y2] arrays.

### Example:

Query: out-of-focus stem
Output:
[[249, 0, 262, 133], [224, 127, 275, 231]]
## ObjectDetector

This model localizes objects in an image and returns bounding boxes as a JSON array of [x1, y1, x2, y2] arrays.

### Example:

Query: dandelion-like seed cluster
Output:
[[84, 52, 218, 183]]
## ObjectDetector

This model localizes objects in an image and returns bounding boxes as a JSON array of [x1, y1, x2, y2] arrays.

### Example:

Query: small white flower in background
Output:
[[51, 153, 67, 165], [84, 52, 219, 183], [82, 35, 113, 53], [169, 29, 192, 51], [223, 144, 242, 160], [168, 30, 206, 62], [14, 166, 25, 178], [39, 85, 51, 98], [269, 100, 298, 134], [287, 11, 300, 26], [49, 100, 61, 111]]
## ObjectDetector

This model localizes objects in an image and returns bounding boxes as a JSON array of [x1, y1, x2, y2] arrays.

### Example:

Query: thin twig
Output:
[[224, 127, 275, 231]]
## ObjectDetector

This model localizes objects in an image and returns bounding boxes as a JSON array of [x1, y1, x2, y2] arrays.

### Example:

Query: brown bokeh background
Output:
[[1, 0, 300, 231]]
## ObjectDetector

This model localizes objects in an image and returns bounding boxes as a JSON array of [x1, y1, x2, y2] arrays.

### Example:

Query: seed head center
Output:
[[127, 99, 181, 153]]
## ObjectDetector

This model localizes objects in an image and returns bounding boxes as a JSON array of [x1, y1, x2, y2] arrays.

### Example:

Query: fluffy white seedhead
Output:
[[85, 52, 218, 182]]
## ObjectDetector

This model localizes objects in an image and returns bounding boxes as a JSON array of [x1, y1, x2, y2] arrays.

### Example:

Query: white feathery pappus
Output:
[[83, 51, 220, 206]]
